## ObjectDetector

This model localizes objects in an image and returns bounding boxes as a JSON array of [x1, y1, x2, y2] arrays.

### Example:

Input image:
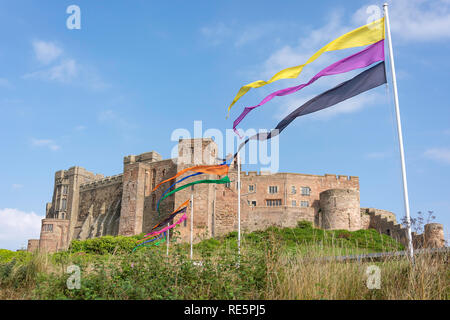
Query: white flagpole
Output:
[[166, 223, 170, 257], [383, 3, 414, 261], [190, 190, 194, 260], [237, 150, 241, 258]]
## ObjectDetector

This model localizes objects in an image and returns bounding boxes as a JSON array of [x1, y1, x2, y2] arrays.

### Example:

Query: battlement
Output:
[[80, 174, 123, 191], [124, 151, 162, 165], [54, 167, 104, 182], [242, 171, 359, 181], [325, 174, 359, 181]]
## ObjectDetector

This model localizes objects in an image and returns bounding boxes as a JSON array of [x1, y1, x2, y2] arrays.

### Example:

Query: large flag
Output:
[[227, 61, 387, 160], [152, 163, 229, 192], [226, 17, 385, 116], [232, 40, 385, 135]]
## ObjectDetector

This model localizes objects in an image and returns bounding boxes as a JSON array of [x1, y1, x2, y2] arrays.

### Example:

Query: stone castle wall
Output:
[[27, 139, 446, 252], [73, 175, 123, 240], [320, 189, 360, 231]]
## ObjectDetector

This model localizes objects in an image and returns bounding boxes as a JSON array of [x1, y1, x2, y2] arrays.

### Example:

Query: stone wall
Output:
[[27, 239, 40, 252], [238, 171, 359, 228], [142, 159, 178, 234], [173, 139, 219, 243], [27, 138, 446, 253], [424, 223, 445, 248], [73, 175, 123, 240], [319, 189, 360, 231], [38, 219, 70, 252]]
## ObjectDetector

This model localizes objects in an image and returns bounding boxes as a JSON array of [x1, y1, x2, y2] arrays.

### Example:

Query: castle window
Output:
[[43, 224, 53, 232], [300, 201, 309, 207], [61, 212, 65, 219], [249, 184, 255, 192], [162, 169, 166, 177], [266, 199, 281, 207], [61, 199, 67, 210], [248, 200, 256, 207], [152, 169, 156, 189], [152, 194, 156, 211], [63, 185, 68, 195], [225, 181, 231, 188], [292, 200, 297, 207], [301, 187, 311, 196], [268, 186, 278, 194], [291, 186, 296, 194]]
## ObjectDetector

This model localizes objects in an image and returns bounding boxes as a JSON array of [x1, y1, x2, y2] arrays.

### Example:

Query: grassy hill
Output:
[[0, 223, 448, 300]]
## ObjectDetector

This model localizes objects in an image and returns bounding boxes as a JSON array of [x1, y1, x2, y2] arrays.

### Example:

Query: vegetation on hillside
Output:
[[0, 223, 448, 300]]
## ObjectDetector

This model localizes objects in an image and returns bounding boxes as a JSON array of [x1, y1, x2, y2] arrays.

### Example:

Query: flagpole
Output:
[[237, 150, 241, 259], [190, 189, 194, 260], [383, 3, 414, 261]]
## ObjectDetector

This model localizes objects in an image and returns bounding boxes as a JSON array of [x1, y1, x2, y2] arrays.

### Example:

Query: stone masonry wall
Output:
[[38, 219, 70, 252], [73, 175, 123, 240]]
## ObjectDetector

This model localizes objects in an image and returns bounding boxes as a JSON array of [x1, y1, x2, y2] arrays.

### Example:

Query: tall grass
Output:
[[0, 226, 448, 300]]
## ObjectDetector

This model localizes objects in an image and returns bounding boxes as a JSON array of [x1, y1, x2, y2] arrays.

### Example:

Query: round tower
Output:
[[319, 189, 360, 231], [424, 223, 445, 248]]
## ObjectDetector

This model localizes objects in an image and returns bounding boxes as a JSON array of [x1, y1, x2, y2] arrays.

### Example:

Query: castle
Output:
[[27, 138, 445, 252]]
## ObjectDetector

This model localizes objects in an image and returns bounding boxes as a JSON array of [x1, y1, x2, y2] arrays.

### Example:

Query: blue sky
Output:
[[1, 0, 449, 250]]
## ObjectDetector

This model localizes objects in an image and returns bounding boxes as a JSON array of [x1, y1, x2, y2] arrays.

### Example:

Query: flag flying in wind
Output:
[[152, 163, 229, 192], [225, 61, 387, 161], [232, 39, 385, 135], [226, 17, 385, 117]]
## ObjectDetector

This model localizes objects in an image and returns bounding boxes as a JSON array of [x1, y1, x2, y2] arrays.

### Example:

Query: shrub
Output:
[[297, 220, 313, 229], [69, 235, 139, 255]]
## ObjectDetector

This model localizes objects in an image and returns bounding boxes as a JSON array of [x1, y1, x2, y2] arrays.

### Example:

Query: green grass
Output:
[[1, 223, 447, 300]]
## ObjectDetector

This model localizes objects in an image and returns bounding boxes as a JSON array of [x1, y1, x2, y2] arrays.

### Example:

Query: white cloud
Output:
[[424, 147, 450, 164], [200, 21, 290, 48], [353, 0, 450, 42], [11, 184, 23, 190], [24, 59, 78, 83], [31, 138, 60, 151], [32, 40, 63, 65], [0, 208, 43, 251], [0, 78, 12, 89], [24, 40, 108, 90], [200, 23, 232, 46], [260, 11, 348, 79]]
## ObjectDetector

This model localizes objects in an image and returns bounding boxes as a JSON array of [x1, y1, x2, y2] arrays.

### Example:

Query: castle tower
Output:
[[118, 151, 164, 236], [36, 166, 100, 251], [424, 223, 445, 248], [319, 189, 360, 231], [173, 138, 220, 242]]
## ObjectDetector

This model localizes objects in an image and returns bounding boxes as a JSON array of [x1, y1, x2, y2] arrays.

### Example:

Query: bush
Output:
[[0, 249, 31, 264], [69, 235, 140, 255], [297, 220, 313, 229]]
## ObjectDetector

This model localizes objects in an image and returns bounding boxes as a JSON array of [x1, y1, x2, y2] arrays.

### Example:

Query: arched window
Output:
[[152, 169, 156, 189]]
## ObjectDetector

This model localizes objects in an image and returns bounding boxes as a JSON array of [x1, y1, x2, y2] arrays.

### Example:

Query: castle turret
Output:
[[319, 189, 360, 231], [424, 223, 445, 248]]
